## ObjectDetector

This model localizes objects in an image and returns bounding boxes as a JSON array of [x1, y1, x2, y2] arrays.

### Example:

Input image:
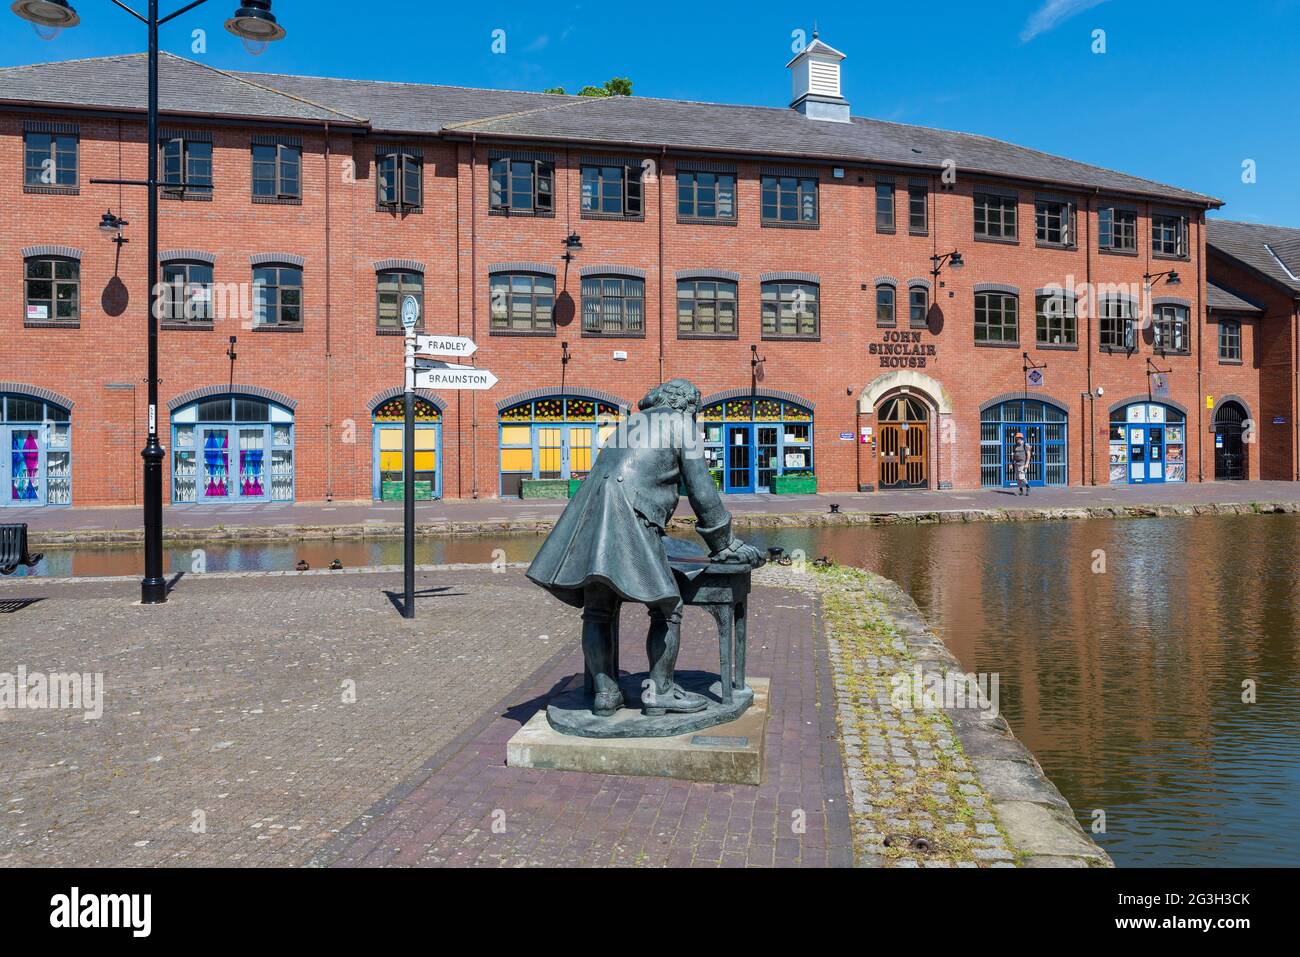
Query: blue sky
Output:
[[4, 0, 1297, 225]]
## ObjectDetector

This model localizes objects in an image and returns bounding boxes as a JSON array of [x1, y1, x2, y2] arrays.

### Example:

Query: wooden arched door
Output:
[[877, 395, 929, 489]]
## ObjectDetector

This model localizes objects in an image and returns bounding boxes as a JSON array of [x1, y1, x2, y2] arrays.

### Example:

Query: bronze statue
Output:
[[527, 379, 763, 717]]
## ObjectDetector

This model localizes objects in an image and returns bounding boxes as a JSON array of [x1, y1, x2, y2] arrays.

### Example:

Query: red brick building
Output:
[[1, 42, 1296, 508]]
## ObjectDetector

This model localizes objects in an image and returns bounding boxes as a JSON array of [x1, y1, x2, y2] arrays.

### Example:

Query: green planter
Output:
[[772, 473, 817, 494], [521, 478, 571, 500], [568, 477, 584, 497], [381, 480, 433, 501]]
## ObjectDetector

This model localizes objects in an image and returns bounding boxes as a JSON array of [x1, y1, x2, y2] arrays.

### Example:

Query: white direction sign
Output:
[[414, 363, 498, 391], [415, 334, 478, 359]]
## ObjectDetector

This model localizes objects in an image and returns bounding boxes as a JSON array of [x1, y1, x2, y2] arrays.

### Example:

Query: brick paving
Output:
[[0, 565, 854, 867], [0, 568, 575, 866], [315, 569, 853, 868]]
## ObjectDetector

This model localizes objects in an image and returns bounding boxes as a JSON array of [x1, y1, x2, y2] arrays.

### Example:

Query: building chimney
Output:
[[787, 31, 849, 123]]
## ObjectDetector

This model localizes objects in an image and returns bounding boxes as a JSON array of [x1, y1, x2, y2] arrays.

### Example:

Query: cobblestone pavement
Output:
[[809, 566, 1017, 867], [318, 568, 853, 868], [0, 568, 579, 866], [13, 480, 1299, 540]]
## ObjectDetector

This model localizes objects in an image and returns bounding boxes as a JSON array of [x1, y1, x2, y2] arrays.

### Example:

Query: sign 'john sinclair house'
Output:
[[2, 37, 1297, 504]]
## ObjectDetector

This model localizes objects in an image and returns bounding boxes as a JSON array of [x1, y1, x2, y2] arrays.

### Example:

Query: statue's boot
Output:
[[583, 588, 623, 717], [642, 681, 709, 716]]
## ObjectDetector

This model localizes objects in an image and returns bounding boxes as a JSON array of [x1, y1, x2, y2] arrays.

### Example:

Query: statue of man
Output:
[[527, 379, 763, 717]]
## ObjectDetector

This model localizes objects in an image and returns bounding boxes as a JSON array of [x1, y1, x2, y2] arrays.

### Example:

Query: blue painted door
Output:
[[725, 425, 754, 493], [1127, 425, 1166, 484]]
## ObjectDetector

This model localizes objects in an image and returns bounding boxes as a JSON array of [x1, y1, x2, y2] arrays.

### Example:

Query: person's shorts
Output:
[[1015, 467, 1028, 482]]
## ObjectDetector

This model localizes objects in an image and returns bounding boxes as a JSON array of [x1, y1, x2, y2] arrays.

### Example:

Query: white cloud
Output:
[[1020, 0, 1111, 43]]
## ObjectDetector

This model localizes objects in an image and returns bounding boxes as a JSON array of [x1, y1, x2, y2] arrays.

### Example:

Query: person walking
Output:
[[1010, 432, 1032, 495]]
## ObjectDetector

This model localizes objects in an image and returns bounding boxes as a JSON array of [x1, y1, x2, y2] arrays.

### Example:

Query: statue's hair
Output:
[[638, 378, 701, 413]]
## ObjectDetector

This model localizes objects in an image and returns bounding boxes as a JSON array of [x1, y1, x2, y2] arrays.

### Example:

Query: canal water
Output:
[[11, 513, 1299, 867]]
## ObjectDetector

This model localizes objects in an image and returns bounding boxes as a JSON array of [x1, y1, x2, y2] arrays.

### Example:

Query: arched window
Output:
[[489, 272, 555, 334], [253, 264, 302, 327], [699, 396, 813, 493], [1109, 402, 1186, 484], [498, 396, 623, 497], [980, 399, 1068, 488], [875, 283, 896, 327], [171, 395, 294, 502], [1152, 304, 1190, 354], [161, 260, 214, 324], [373, 396, 441, 500], [676, 278, 737, 337], [760, 281, 818, 337], [377, 269, 423, 331], [2, 393, 71, 506]]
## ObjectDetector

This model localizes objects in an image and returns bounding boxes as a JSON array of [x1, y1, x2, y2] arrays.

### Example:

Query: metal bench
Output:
[[0, 524, 42, 576]]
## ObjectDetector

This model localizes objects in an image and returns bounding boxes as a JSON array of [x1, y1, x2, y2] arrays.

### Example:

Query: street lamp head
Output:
[[1166, 270, 1181, 286], [949, 251, 965, 270], [10, 0, 79, 38], [225, 0, 286, 55]]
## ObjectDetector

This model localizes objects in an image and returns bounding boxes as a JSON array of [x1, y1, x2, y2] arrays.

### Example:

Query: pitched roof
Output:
[[1207, 220, 1300, 295], [0, 53, 364, 124], [0, 53, 1220, 206], [1206, 279, 1265, 314]]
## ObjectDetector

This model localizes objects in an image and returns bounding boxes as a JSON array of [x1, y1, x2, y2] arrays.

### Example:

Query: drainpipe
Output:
[[1195, 210, 1204, 483], [658, 145, 667, 384], [323, 120, 334, 500], [1086, 192, 1096, 485], [470, 134, 479, 499], [1294, 302, 1299, 481]]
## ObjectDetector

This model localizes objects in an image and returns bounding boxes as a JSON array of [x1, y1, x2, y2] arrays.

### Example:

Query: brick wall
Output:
[[3, 107, 1288, 507]]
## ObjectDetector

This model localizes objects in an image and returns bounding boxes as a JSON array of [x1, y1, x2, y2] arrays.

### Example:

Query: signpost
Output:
[[401, 296, 420, 619], [397, 302, 496, 619]]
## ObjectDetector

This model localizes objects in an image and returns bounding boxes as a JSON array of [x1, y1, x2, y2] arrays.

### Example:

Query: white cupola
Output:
[[786, 32, 850, 123]]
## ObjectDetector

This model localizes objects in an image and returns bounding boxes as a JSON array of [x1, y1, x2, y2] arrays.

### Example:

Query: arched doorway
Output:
[[1, 391, 73, 506], [698, 394, 814, 493], [980, 398, 1068, 488], [372, 395, 442, 500], [1214, 401, 1248, 481], [170, 393, 295, 503], [1108, 402, 1186, 484], [877, 394, 929, 489]]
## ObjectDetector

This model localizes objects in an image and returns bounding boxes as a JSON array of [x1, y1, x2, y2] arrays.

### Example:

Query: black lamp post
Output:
[[12, 0, 287, 604]]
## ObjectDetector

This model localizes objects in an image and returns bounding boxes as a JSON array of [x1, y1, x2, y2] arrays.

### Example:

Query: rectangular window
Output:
[[489, 157, 554, 213], [160, 136, 212, 197], [581, 163, 642, 217], [377, 270, 424, 331], [24, 257, 79, 322], [1035, 293, 1077, 346], [761, 175, 818, 224], [1099, 206, 1138, 252], [1152, 304, 1190, 354], [252, 142, 302, 200], [677, 279, 738, 337], [24, 131, 78, 189], [1035, 200, 1074, 247], [377, 151, 422, 209], [909, 287, 929, 327], [1218, 320, 1242, 362], [253, 266, 302, 326], [975, 291, 1019, 343], [1099, 296, 1135, 350], [582, 276, 645, 335], [489, 273, 555, 333], [161, 261, 214, 323], [1152, 214, 1188, 257], [677, 170, 736, 221], [875, 181, 895, 232], [974, 192, 1018, 241], [760, 282, 819, 337], [875, 285, 896, 326], [908, 183, 928, 234]]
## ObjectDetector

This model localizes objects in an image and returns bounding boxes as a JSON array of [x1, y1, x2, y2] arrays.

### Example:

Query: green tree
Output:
[[543, 78, 633, 97]]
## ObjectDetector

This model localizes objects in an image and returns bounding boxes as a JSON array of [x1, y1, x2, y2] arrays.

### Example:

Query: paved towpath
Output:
[[13, 481, 1300, 542]]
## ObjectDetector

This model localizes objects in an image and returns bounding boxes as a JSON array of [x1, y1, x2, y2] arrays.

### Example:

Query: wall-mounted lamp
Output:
[[930, 249, 964, 279], [1143, 269, 1181, 287], [98, 209, 129, 246], [561, 232, 583, 264]]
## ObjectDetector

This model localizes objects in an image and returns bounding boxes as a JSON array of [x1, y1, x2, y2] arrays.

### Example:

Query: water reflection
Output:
[[14, 514, 1299, 866]]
